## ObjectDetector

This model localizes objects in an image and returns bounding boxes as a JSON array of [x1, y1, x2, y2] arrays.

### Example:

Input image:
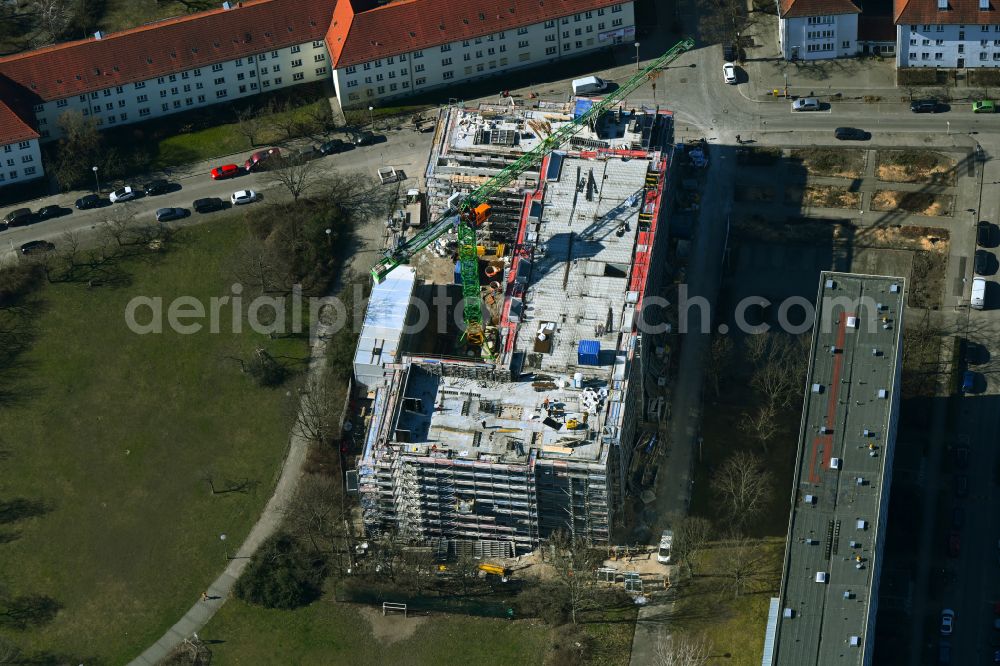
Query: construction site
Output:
[[355, 101, 679, 556]]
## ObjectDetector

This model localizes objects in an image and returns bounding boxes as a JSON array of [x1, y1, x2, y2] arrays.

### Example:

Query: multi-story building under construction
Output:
[[355, 106, 676, 556]]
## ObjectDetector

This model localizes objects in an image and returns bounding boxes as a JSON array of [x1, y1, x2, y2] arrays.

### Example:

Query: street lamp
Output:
[[368, 105, 375, 131], [634, 42, 641, 72], [92, 165, 100, 194], [325, 228, 332, 247], [220, 533, 228, 561]]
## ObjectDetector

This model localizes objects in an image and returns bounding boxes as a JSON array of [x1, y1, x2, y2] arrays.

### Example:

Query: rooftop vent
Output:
[[815, 571, 829, 583], [890, 283, 901, 293], [825, 278, 836, 289], [856, 519, 867, 530], [830, 457, 841, 469], [463, 18, 470, 24], [849, 636, 860, 646], [94, 30, 104, 40]]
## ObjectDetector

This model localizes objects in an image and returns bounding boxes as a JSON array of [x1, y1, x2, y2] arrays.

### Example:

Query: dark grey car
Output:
[[155, 207, 188, 222]]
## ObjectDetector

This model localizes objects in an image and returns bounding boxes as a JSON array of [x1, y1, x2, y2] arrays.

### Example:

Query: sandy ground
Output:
[[871, 190, 954, 217]]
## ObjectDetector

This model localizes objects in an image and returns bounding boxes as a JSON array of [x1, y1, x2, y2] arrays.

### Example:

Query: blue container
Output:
[[578, 339, 600, 366]]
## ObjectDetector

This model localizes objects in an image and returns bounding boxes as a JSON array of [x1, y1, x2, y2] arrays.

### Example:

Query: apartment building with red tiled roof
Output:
[[325, 0, 635, 108], [894, 0, 1000, 67], [777, 0, 862, 60]]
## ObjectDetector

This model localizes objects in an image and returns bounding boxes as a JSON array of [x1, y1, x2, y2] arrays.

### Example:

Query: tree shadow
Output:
[[0, 498, 52, 525]]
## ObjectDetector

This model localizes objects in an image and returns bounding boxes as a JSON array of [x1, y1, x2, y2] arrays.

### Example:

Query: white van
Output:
[[656, 529, 674, 564], [572, 76, 608, 96], [971, 277, 986, 310]]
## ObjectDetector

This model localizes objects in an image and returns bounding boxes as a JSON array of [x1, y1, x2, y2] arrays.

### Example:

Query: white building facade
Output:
[[0, 139, 43, 187], [897, 22, 1000, 67], [331, 2, 636, 107], [777, 4, 861, 60], [30, 40, 330, 142]]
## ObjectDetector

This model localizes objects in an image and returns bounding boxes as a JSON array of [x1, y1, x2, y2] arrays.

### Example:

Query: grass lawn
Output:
[[670, 539, 784, 666], [0, 216, 306, 663], [203, 596, 554, 665], [152, 99, 331, 170]]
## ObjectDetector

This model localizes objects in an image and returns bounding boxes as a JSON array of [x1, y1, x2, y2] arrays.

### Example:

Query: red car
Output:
[[243, 147, 280, 172], [210, 164, 240, 180]]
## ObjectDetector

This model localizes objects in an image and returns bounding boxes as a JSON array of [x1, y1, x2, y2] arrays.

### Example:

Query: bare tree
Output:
[[740, 401, 779, 453], [548, 530, 605, 625], [671, 516, 713, 576], [235, 105, 268, 148], [294, 369, 345, 446], [744, 333, 770, 366], [719, 535, 770, 598], [283, 473, 347, 556], [229, 234, 292, 297], [706, 334, 734, 398], [267, 157, 323, 202], [711, 451, 774, 528], [698, 0, 752, 52], [654, 633, 710, 666]]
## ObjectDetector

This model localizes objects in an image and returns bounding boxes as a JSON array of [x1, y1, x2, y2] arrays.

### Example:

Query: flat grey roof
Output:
[[772, 272, 905, 666]]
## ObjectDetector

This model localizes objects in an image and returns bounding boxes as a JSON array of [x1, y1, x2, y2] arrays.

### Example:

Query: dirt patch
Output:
[[909, 250, 947, 309], [787, 184, 861, 209], [790, 148, 865, 179], [358, 605, 428, 645], [876, 150, 957, 184], [871, 190, 953, 216], [735, 184, 775, 202]]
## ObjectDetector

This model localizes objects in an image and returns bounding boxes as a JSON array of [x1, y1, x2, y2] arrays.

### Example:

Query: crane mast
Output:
[[370, 37, 695, 348]]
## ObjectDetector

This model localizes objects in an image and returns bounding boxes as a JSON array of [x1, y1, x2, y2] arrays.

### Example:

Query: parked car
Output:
[[35, 205, 70, 220], [976, 249, 993, 275], [940, 609, 955, 635], [723, 44, 736, 61], [954, 473, 969, 497], [155, 207, 188, 222], [75, 194, 104, 209], [143, 179, 171, 196], [3, 208, 33, 227], [834, 127, 870, 141], [286, 146, 320, 163], [979, 221, 996, 247], [210, 164, 241, 180], [244, 148, 280, 172], [354, 131, 379, 145], [722, 62, 737, 84], [911, 99, 940, 113], [231, 189, 258, 205], [939, 640, 951, 665], [109, 186, 137, 203], [960, 371, 976, 395], [948, 532, 961, 557], [791, 97, 820, 111], [963, 339, 984, 365], [19, 240, 55, 255], [319, 138, 351, 155], [193, 197, 225, 213], [974, 100, 996, 113], [951, 506, 965, 529]]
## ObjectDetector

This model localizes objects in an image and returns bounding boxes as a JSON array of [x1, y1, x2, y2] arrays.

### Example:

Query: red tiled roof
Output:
[[894, 0, 994, 24], [325, 0, 623, 69], [0, 99, 38, 145], [859, 15, 897, 40], [779, 0, 860, 18], [0, 0, 336, 102]]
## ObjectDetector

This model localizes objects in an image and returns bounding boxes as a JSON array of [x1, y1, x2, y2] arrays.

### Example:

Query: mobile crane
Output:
[[370, 38, 695, 348]]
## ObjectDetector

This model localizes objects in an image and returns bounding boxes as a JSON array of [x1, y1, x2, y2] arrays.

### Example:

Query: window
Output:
[[105, 102, 114, 110], [57, 99, 68, 108], [475, 37, 482, 44], [198, 95, 206, 102], [574, 13, 581, 21], [612, 3, 622, 11], [274, 77, 282, 85], [348, 92, 360, 101], [476, 50, 483, 57], [103, 88, 111, 97], [910, 38, 917, 45], [443, 71, 454, 79], [194, 68, 201, 76], [562, 43, 570, 51], [488, 47, 495, 54], [518, 40, 529, 48], [586, 25, 593, 33], [376, 73, 384, 81], [377, 85, 385, 93], [464, 53, 471, 61], [612, 18, 623, 26], [90, 91, 99, 99], [499, 44, 506, 52], [239, 85, 247, 93], [462, 39, 470, 47], [21, 154, 32, 163], [170, 87, 178, 95], [415, 63, 425, 72], [390, 83, 397, 91], [346, 65, 357, 74], [517, 26, 528, 35], [842, 40, 849, 48], [235, 59, 242, 67], [183, 84, 191, 92], [416, 76, 427, 85], [38, 117, 47, 125], [120, 113, 127, 121], [172, 100, 181, 108], [388, 70, 395, 78], [442, 57, 453, 65], [921, 52, 930, 59], [24, 167, 35, 176], [546, 46, 557, 55], [293, 72, 305, 81], [8, 170, 16, 179], [161, 103, 169, 111], [260, 67, 269, 75], [273, 64, 281, 72], [544, 20, 555, 28], [994, 39, 1000, 45], [387, 56, 394, 64], [315, 67, 327, 75], [214, 77, 225, 85], [196, 82, 203, 90], [935, 52, 943, 59], [414, 50, 423, 58], [982, 52, 989, 60], [363, 62, 372, 70], [314, 53, 325, 62], [994, 51, 1000, 59], [922, 39, 930, 44], [923, 24, 931, 29], [985, 24, 992, 31], [936, 38, 944, 45], [291, 59, 302, 67], [958, 44, 965, 52], [546, 33, 556, 42], [563, 31, 569, 38], [598, 7, 606, 15], [1, 145, 9, 153], [440, 44, 451, 52], [365, 76, 372, 83], [237, 73, 245, 81], [400, 54, 407, 61], [216, 90, 228, 98], [347, 80, 358, 88], [212, 63, 223, 72], [92, 105, 101, 113], [140, 108, 150, 117], [937, 25, 944, 31], [476, 63, 484, 71], [599, 22, 605, 29], [402, 81, 409, 88], [400, 67, 408, 74], [186, 97, 193, 106], [79, 95, 86, 102], [291, 45, 301, 53], [575, 28, 582, 36], [271, 50, 279, 58], [169, 74, 176, 82], [312, 40, 323, 48]]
